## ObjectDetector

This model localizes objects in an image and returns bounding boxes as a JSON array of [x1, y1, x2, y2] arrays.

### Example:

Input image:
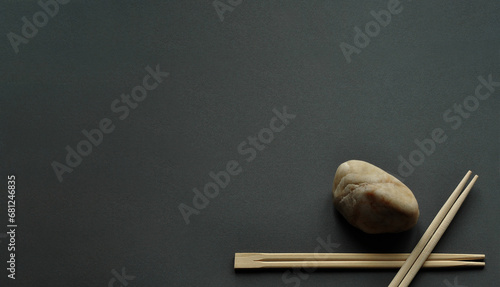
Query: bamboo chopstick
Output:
[[234, 253, 485, 269], [389, 171, 478, 287], [235, 252, 485, 262]]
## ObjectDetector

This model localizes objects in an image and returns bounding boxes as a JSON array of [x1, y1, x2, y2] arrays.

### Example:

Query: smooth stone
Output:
[[333, 160, 419, 234]]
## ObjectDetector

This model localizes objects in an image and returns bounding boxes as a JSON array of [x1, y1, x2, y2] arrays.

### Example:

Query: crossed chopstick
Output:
[[234, 171, 484, 286], [388, 171, 479, 286]]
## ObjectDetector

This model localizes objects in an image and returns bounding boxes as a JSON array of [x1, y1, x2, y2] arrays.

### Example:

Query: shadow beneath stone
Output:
[[332, 203, 421, 253]]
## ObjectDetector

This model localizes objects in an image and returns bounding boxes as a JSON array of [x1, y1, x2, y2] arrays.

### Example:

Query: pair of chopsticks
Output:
[[389, 171, 478, 286], [234, 252, 485, 269]]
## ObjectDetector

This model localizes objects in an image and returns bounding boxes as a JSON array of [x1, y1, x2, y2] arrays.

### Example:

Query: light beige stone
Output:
[[333, 160, 419, 234]]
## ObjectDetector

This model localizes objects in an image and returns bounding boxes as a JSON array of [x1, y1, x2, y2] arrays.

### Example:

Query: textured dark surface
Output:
[[0, 1, 499, 286]]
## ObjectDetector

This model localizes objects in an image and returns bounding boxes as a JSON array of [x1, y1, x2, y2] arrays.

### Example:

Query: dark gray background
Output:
[[1, 0, 499, 286]]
